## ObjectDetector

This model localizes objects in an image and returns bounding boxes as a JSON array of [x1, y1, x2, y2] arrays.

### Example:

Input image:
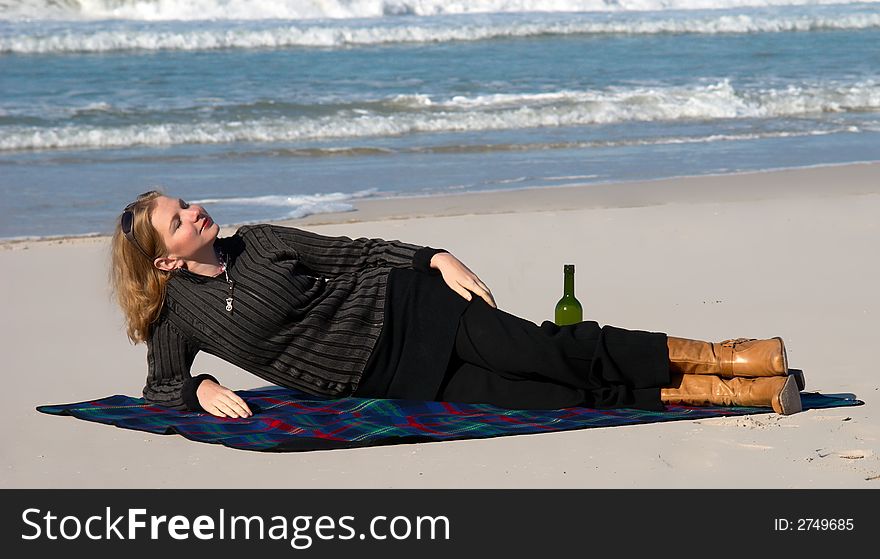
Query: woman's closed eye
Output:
[[172, 200, 190, 231]]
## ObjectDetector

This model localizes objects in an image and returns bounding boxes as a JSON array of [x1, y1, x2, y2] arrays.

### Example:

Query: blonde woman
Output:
[[110, 190, 803, 419]]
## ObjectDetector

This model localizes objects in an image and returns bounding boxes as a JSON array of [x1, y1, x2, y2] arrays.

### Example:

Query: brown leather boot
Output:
[[667, 336, 804, 390], [660, 373, 802, 415]]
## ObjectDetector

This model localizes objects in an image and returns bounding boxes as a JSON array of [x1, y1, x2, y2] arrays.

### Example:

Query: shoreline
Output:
[[3, 160, 878, 250]]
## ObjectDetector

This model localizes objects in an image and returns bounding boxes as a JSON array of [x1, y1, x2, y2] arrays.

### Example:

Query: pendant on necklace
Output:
[[217, 247, 235, 313]]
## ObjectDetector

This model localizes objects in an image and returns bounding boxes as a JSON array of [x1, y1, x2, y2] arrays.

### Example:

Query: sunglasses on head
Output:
[[120, 190, 160, 259]]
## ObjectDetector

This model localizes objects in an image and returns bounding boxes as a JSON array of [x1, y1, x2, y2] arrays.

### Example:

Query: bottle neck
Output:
[[563, 271, 575, 297]]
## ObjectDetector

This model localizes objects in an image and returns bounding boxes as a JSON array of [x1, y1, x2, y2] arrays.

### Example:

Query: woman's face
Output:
[[149, 195, 218, 267]]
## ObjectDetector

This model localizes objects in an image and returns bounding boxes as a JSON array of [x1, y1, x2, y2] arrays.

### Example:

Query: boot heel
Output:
[[772, 375, 802, 416], [788, 369, 805, 391]]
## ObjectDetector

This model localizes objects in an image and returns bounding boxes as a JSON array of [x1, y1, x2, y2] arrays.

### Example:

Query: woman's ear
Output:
[[153, 255, 182, 272]]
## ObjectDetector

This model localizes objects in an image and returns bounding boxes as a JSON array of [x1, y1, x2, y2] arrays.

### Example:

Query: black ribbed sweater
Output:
[[143, 224, 445, 411]]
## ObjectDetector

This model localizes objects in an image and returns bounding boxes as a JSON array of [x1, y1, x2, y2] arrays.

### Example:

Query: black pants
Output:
[[437, 297, 671, 411]]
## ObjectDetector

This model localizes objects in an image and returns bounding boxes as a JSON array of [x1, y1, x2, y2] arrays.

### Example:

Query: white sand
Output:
[[2, 163, 878, 488]]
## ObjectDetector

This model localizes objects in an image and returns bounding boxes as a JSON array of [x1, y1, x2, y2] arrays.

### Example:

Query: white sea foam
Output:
[[1, 1, 877, 22], [3, 11, 880, 53], [2, 79, 877, 151], [191, 189, 379, 219]]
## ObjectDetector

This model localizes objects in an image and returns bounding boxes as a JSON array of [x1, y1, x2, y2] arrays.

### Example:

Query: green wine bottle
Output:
[[554, 264, 583, 326]]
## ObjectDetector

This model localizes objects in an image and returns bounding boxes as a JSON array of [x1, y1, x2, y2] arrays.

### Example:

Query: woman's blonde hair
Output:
[[108, 190, 171, 344]]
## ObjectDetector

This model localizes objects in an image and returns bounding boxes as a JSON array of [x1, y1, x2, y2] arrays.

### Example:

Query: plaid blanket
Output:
[[37, 386, 862, 452]]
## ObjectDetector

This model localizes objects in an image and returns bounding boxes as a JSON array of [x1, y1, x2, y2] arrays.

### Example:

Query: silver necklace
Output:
[[217, 248, 235, 313]]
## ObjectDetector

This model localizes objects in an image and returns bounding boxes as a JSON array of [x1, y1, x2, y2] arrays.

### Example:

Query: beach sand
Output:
[[2, 163, 878, 488]]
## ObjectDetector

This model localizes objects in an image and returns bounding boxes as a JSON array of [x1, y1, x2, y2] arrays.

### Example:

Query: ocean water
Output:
[[1, 0, 878, 239]]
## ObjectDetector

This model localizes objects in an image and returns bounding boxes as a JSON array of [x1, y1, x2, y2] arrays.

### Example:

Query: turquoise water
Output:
[[1, 1, 879, 238]]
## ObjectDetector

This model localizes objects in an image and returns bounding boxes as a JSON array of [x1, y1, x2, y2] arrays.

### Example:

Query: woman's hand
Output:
[[196, 379, 252, 418], [431, 252, 497, 308]]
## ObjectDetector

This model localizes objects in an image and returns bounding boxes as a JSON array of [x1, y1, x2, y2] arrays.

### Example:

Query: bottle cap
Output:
[[564, 264, 575, 273]]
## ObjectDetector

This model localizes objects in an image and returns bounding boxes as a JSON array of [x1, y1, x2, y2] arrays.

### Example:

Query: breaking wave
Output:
[[2, 79, 877, 151]]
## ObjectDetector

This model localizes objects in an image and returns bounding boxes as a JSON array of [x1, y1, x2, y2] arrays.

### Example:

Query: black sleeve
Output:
[[413, 246, 448, 276], [181, 373, 219, 412], [143, 318, 208, 412], [265, 224, 447, 276]]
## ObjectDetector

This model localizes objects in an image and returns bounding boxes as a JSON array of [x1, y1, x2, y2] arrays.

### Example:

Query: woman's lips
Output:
[[200, 216, 212, 233]]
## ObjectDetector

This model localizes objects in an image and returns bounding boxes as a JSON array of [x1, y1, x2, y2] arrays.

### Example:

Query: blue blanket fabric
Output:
[[37, 387, 862, 452]]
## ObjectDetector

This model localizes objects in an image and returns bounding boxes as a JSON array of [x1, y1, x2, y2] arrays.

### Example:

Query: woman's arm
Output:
[[264, 223, 495, 306], [143, 318, 211, 412], [263, 224, 444, 276], [145, 321, 250, 417], [430, 252, 497, 308]]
